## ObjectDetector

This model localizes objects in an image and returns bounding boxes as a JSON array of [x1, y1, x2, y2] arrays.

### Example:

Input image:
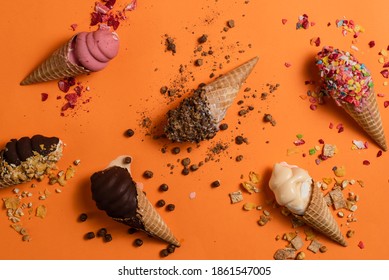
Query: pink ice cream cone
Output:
[[20, 29, 119, 85]]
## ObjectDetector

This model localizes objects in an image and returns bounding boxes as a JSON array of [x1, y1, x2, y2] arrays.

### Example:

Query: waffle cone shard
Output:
[[204, 56, 259, 124], [298, 184, 347, 246], [341, 91, 387, 151], [131, 188, 180, 247], [20, 35, 91, 85]]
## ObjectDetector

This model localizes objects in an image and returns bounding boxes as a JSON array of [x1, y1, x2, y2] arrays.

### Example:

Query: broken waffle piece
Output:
[[90, 155, 180, 247], [0, 135, 63, 189], [273, 248, 297, 260], [229, 190, 243, 204], [164, 57, 259, 142]]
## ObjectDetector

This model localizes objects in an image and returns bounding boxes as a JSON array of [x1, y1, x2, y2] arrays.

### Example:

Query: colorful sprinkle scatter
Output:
[[335, 18, 364, 38], [296, 14, 309, 30], [316, 46, 373, 108]]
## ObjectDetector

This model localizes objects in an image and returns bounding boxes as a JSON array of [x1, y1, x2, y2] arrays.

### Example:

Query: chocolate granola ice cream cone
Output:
[[164, 56, 259, 142], [0, 135, 63, 188]]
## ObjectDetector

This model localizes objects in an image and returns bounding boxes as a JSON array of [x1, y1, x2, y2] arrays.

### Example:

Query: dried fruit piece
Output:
[[249, 171, 260, 183]]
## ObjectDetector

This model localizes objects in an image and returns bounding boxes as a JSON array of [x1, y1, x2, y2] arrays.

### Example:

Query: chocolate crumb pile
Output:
[[164, 89, 218, 142]]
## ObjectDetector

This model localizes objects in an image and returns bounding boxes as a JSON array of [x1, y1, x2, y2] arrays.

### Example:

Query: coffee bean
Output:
[[198, 34, 208, 44], [128, 228, 138, 234], [123, 157, 132, 164], [219, 123, 228, 131], [134, 238, 143, 247], [143, 170, 154, 179], [181, 168, 189, 175], [104, 233, 113, 242], [235, 136, 245, 145], [166, 204, 175, 211], [79, 213, 88, 222], [85, 232, 95, 240], [171, 147, 181, 154], [190, 164, 199, 171], [211, 180, 221, 188], [159, 184, 169, 192], [167, 244, 176, 254], [181, 158, 191, 166], [124, 129, 135, 137], [156, 199, 166, 207], [97, 228, 107, 237], [160, 249, 169, 257]]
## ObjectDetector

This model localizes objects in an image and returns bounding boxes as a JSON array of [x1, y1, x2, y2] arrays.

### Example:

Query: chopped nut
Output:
[[257, 215, 269, 226], [36, 205, 47, 219], [346, 230, 355, 238], [322, 144, 337, 157], [319, 245, 328, 253], [295, 251, 305, 260], [243, 202, 256, 211], [241, 181, 259, 194], [249, 171, 260, 183]]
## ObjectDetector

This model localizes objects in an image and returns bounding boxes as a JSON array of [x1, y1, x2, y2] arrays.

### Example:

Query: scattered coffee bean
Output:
[[79, 213, 88, 222], [167, 244, 176, 254], [104, 233, 113, 242], [97, 228, 107, 237], [124, 129, 135, 137], [190, 164, 199, 171], [128, 228, 138, 234], [219, 123, 228, 131], [166, 204, 175, 211], [160, 249, 169, 257], [143, 170, 154, 179], [198, 34, 208, 44], [85, 232, 95, 240], [160, 86, 168, 94], [235, 136, 245, 145], [159, 184, 169, 192], [236, 155, 244, 162], [171, 147, 181, 154], [181, 158, 191, 166], [123, 157, 132, 164], [134, 238, 143, 247], [181, 168, 190, 175], [156, 199, 166, 207], [187, 147, 192, 153], [211, 180, 221, 188], [319, 246, 328, 253]]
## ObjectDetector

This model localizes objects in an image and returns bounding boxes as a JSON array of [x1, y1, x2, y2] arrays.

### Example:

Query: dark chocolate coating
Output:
[[2, 135, 60, 166], [91, 166, 139, 220]]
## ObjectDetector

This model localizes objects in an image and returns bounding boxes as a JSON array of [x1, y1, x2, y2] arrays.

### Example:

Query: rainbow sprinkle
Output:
[[316, 46, 373, 108]]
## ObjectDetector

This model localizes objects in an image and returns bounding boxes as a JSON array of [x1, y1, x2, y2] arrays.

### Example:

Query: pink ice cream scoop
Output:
[[69, 29, 120, 71]]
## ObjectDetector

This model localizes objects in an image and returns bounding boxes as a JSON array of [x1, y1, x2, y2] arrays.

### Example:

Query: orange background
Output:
[[1, 0, 389, 260]]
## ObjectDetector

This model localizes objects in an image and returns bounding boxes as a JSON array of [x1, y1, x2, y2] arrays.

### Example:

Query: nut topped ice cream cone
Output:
[[0, 135, 63, 188], [269, 162, 347, 246], [90, 156, 180, 247], [20, 28, 120, 85], [164, 56, 259, 142], [316, 46, 387, 151]]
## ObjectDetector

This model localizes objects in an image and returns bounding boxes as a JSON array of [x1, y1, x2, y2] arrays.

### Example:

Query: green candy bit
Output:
[[309, 148, 316, 155], [296, 134, 303, 139]]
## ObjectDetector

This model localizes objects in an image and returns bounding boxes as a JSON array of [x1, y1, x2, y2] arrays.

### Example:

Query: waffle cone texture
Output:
[[205, 56, 259, 124], [297, 184, 347, 246], [20, 34, 91, 85], [118, 188, 181, 247], [341, 91, 387, 151]]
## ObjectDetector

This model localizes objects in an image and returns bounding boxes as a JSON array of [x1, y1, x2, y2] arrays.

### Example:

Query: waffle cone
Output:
[[20, 34, 91, 85], [204, 56, 259, 124], [131, 188, 180, 247], [341, 91, 387, 151], [299, 184, 347, 246]]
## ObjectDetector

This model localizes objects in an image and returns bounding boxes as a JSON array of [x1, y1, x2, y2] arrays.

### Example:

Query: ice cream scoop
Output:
[[69, 29, 119, 71], [20, 28, 120, 85], [90, 155, 180, 247], [269, 162, 347, 246], [269, 162, 312, 215]]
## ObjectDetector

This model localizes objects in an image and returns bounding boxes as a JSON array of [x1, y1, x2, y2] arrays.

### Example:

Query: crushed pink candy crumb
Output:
[[381, 69, 389, 78], [284, 62, 292, 68], [41, 93, 48, 101], [358, 241, 365, 249], [281, 18, 287, 25]]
